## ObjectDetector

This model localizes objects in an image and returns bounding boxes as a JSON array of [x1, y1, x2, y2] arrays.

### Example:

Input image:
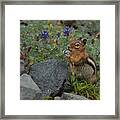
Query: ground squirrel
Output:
[[64, 38, 97, 84]]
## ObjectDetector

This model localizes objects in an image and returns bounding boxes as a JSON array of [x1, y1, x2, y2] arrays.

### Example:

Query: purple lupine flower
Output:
[[63, 26, 71, 36], [40, 31, 49, 39]]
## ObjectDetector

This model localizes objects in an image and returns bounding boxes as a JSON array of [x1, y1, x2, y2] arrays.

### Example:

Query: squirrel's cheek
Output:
[[63, 55, 71, 63]]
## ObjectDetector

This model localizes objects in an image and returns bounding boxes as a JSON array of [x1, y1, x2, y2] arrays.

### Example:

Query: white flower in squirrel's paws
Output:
[[63, 49, 71, 57]]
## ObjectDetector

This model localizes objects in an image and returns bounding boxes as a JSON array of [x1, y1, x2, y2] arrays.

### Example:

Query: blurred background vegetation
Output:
[[20, 20, 100, 100]]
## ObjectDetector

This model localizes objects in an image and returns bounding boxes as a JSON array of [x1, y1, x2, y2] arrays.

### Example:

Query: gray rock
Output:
[[63, 80, 72, 93], [54, 96, 61, 100], [20, 74, 42, 100], [29, 59, 68, 98], [61, 92, 88, 100], [20, 60, 25, 75]]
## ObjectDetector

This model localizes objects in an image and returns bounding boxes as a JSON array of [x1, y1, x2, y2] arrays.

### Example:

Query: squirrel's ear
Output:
[[77, 37, 87, 45], [82, 39, 87, 45], [78, 37, 87, 45]]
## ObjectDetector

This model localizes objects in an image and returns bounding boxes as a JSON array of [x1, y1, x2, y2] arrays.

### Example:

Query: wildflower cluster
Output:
[[63, 26, 72, 36], [39, 25, 73, 42], [40, 31, 49, 39]]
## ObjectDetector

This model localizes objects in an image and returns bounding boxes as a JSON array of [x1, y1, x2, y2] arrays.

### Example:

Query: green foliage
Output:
[[43, 96, 53, 100], [20, 20, 100, 100], [68, 68, 100, 100], [70, 76, 100, 100]]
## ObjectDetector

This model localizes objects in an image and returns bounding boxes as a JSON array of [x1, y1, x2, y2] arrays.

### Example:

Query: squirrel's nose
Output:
[[63, 49, 71, 57]]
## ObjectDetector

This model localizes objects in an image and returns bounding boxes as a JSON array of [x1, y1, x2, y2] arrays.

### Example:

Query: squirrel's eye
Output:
[[75, 42, 80, 48]]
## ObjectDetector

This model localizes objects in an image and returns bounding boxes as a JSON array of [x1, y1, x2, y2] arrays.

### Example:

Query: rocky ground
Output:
[[20, 59, 89, 100]]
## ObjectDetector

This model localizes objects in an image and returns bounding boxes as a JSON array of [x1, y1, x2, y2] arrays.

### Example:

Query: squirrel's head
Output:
[[64, 38, 87, 63]]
